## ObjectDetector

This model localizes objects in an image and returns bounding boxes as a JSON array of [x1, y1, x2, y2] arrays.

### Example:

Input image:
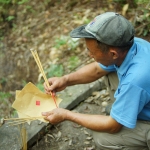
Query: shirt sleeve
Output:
[[98, 63, 116, 72], [111, 83, 148, 128]]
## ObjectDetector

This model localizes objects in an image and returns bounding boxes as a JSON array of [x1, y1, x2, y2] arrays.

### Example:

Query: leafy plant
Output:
[[135, 0, 150, 4], [36, 81, 44, 92], [0, 77, 7, 85], [0, 0, 30, 40], [17, 0, 29, 5], [54, 35, 79, 50], [134, 1, 150, 36], [113, 0, 150, 36], [46, 64, 64, 78], [67, 56, 81, 71], [55, 37, 67, 49], [6, 15, 15, 21], [22, 80, 27, 86], [0, 92, 11, 103]]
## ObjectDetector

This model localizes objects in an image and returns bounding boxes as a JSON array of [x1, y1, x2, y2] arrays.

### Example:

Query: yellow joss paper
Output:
[[15, 90, 33, 124], [12, 82, 62, 123]]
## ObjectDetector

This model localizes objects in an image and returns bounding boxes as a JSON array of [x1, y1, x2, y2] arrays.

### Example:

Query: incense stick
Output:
[[6, 120, 30, 126], [4, 116, 44, 121], [21, 126, 27, 150], [4, 116, 45, 126], [30, 49, 58, 108], [6, 118, 36, 124]]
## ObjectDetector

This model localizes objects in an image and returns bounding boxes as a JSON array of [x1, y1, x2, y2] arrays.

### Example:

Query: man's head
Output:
[[70, 12, 134, 47], [70, 12, 135, 66]]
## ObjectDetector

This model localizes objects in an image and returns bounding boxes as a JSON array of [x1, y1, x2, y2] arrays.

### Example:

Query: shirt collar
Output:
[[115, 42, 137, 75]]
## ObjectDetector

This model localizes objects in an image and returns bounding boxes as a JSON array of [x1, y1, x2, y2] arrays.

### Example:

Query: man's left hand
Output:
[[42, 108, 69, 124]]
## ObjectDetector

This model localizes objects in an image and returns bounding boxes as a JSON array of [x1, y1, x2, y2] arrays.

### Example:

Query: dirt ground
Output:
[[29, 88, 110, 150]]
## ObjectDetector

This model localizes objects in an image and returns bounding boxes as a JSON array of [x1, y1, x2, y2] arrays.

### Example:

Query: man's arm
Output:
[[64, 62, 109, 85], [66, 110, 122, 133], [45, 62, 109, 93], [42, 108, 122, 133]]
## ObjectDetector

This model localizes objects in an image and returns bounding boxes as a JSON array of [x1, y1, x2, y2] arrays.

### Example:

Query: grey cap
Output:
[[70, 12, 135, 47]]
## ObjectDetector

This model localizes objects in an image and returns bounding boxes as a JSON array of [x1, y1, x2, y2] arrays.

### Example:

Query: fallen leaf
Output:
[[86, 136, 93, 140], [122, 4, 129, 16], [83, 130, 90, 136]]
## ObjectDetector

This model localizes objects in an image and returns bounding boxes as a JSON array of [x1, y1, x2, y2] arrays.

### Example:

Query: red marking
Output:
[[51, 92, 58, 108], [36, 100, 40, 106]]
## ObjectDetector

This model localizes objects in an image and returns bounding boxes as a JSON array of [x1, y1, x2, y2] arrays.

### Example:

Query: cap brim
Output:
[[70, 25, 95, 39]]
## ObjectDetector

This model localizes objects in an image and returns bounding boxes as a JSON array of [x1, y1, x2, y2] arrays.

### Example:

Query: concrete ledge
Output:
[[59, 79, 104, 109], [0, 79, 105, 150]]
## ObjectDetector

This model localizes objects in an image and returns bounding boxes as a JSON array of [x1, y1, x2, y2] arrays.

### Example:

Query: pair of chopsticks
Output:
[[4, 116, 45, 126], [30, 49, 58, 108]]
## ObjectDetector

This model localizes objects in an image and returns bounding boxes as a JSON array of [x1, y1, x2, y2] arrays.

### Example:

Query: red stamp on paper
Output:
[[36, 100, 40, 106]]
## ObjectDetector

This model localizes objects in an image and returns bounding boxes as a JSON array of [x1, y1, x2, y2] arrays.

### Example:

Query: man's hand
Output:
[[44, 76, 68, 95], [42, 108, 69, 124], [42, 108, 122, 133]]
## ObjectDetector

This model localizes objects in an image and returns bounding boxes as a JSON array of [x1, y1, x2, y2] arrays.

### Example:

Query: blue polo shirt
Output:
[[99, 37, 150, 128]]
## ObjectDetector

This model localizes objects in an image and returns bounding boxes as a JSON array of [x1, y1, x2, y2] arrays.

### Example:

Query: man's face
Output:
[[85, 38, 115, 66]]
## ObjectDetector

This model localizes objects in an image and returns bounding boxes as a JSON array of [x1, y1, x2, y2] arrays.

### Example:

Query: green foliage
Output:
[[17, 0, 29, 5], [0, 77, 7, 84], [11, 110, 17, 117], [0, 0, 28, 5], [55, 37, 67, 49], [113, 0, 126, 3], [0, 92, 11, 103], [6, 15, 15, 21], [0, 0, 29, 23], [22, 80, 27, 86], [134, 1, 150, 36], [46, 64, 64, 78], [36, 81, 44, 92], [135, 0, 150, 4], [54, 36, 79, 50], [67, 56, 81, 71], [113, 0, 150, 36], [83, 18, 91, 24], [0, 0, 11, 4]]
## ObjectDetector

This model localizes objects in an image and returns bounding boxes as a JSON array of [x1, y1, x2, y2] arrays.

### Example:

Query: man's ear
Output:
[[109, 48, 119, 59]]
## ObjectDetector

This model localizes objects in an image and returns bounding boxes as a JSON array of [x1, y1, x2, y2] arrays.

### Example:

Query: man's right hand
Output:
[[44, 76, 68, 95]]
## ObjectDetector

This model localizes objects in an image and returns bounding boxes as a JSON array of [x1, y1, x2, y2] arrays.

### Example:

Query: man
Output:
[[42, 12, 150, 149]]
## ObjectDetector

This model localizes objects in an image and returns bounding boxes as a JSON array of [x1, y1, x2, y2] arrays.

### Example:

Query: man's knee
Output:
[[92, 131, 110, 149]]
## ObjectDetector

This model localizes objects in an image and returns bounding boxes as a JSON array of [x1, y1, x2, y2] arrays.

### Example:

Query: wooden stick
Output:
[[30, 49, 58, 108]]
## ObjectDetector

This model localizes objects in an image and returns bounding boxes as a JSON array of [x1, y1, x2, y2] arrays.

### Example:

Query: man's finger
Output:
[[42, 111, 52, 116]]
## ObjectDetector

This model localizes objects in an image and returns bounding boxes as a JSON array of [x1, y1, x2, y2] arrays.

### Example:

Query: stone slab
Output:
[[0, 79, 105, 150], [59, 79, 104, 109]]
